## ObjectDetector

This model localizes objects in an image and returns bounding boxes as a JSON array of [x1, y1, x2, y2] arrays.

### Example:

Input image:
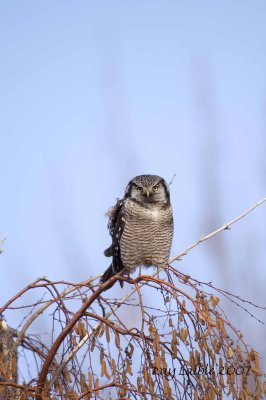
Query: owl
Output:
[[100, 174, 174, 286]]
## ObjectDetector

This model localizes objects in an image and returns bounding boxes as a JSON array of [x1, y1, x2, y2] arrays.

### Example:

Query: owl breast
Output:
[[120, 199, 173, 270]]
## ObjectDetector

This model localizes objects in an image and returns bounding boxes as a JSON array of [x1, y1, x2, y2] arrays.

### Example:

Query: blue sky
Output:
[[1, 0, 266, 368]]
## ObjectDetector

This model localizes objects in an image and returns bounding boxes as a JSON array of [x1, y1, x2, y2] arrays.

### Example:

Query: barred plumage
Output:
[[101, 174, 174, 286]]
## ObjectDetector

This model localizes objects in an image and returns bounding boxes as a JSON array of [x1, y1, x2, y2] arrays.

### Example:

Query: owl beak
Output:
[[146, 190, 150, 198]]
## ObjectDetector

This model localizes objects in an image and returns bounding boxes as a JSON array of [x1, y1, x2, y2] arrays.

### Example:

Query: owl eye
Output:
[[153, 184, 159, 192], [136, 186, 143, 193]]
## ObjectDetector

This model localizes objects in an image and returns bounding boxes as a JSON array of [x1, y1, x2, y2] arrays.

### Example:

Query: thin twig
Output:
[[0, 233, 7, 254], [168, 172, 176, 186]]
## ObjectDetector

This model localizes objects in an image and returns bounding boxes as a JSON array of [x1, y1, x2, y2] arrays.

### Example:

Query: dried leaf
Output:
[[143, 366, 148, 382], [227, 347, 234, 359], [211, 296, 220, 308], [137, 377, 143, 391], [149, 324, 157, 335], [128, 343, 134, 358], [236, 344, 243, 361], [126, 359, 133, 376], [163, 377, 170, 397], [115, 331, 120, 349], [254, 350, 259, 369], [101, 360, 107, 377], [64, 369, 72, 383], [88, 371, 92, 387], [80, 373, 88, 392], [178, 311, 184, 323], [105, 324, 110, 343], [98, 323, 105, 337], [90, 335, 95, 352], [95, 378, 99, 395], [155, 355, 160, 369], [203, 324, 211, 339], [180, 328, 188, 342], [213, 338, 222, 353], [111, 358, 116, 375], [119, 386, 127, 397], [72, 335, 77, 346], [154, 332, 161, 352]]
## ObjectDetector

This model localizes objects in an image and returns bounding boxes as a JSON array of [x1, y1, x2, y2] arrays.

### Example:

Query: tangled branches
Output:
[[0, 198, 266, 399]]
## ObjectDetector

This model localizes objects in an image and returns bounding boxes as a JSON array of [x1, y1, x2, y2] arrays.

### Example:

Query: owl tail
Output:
[[100, 264, 124, 288]]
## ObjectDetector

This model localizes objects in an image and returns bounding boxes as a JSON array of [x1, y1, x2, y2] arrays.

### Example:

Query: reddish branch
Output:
[[0, 381, 36, 392]]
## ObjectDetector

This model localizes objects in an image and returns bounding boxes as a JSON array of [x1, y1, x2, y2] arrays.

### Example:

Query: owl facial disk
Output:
[[124, 175, 170, 204]]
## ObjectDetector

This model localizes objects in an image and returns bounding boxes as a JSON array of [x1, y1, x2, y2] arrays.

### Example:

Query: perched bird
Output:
[[100, 174, 174, 287]]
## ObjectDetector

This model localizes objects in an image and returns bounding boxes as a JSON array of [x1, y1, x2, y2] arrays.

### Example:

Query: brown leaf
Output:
[[126, 359, 133, 376], [211, 296, 220, 308], [98, 323, 105, 337], [149, 323, 157, 335], [100, 348, 104, 364], [64, 369, 72, 383], [128, 343, 134, 358], [115, 331, 120, 349], [88, 371, 92, 387], [100, 360, 107, 377], [90, 335, 95, 352], [94, 378, 99, 395], [227, 347, 234, 359], [105, 324, 110, 343]]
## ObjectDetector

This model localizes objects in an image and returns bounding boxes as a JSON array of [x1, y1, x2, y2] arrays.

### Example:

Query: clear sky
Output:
[[1, 0, 266, 367]]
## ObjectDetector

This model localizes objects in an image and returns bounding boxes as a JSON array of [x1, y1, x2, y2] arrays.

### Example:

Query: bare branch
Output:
[[47, 197, 266, 391]]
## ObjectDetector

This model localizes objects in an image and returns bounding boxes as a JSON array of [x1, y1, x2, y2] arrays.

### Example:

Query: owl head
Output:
[[124, 174, 170, 203]]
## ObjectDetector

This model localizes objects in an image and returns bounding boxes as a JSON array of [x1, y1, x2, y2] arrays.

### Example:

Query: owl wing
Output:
[[101, 199, 126, 284]]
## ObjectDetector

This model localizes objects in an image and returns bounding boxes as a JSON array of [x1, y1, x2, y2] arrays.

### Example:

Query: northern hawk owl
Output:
[[101, 174, 174, 286]]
